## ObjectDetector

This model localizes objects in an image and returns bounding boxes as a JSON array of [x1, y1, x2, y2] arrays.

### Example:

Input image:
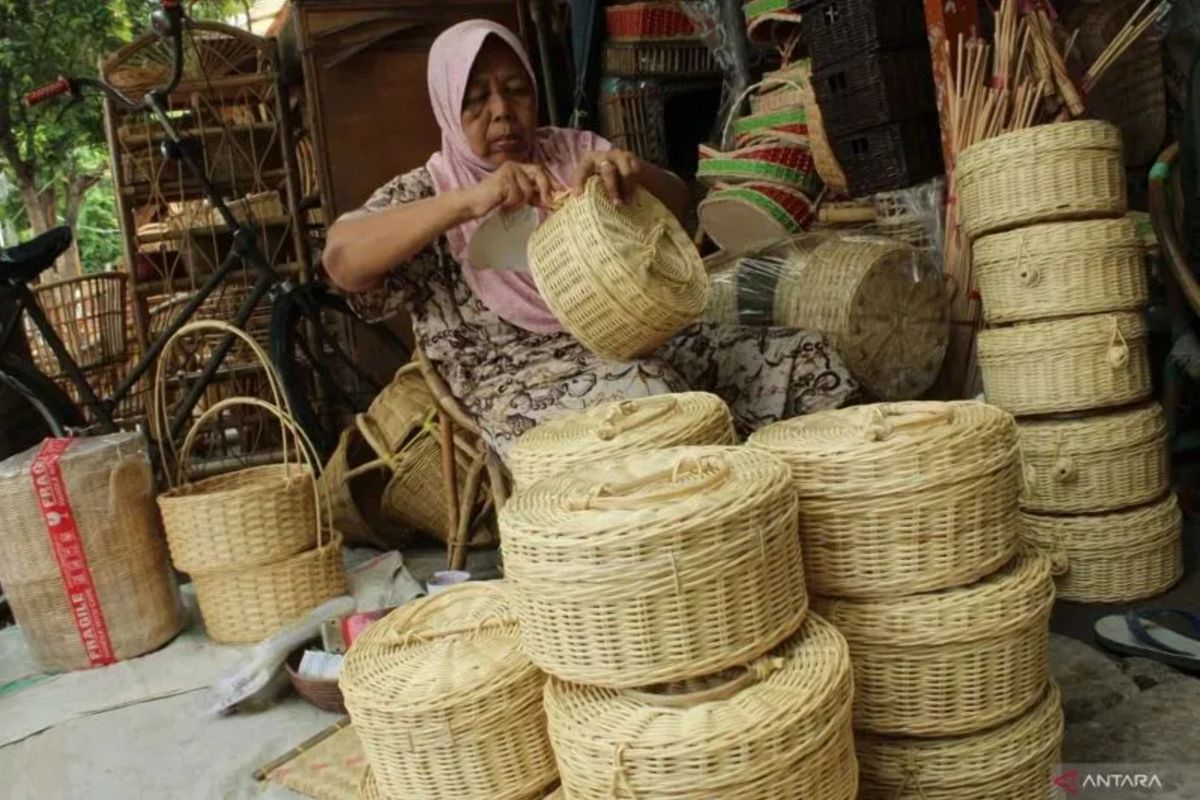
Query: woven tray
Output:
[[832, 114, 943, 195], [974, 218, 1148, 324], [815, 550, 1055, 736], [801, 0, 928, 69], [1022, 494, 1183, 603], [602, 40, 719, 78], [544, 613, 857, 800], [812, 48, 936, 137], [977, 312, 1151, 416], [698, 182, 815, 253], [956, 121, 1126, 239], [857, 683, 1063, 799], [501, 446, 807, 688], [1018, 403, 1169, 514], [528, 178, 709, 361], [509, 392, 736, 490], [605, 2, 699, 41], [749, 401, 1020, 598], [339, 583, 558, 800], [772, 236, 949, 400]]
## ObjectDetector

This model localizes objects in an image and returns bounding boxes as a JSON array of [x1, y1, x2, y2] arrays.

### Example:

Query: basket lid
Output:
[[957, 120, 1121, 175], [339, 582, 532, 714], [747, 401, 1017, 498], [977, 311, 1146, 356], [813, 550, 1054, 648], [973, 217, 1140, 264], [1022, 492, 1180, 552], [1017, 402, 1166, 456]]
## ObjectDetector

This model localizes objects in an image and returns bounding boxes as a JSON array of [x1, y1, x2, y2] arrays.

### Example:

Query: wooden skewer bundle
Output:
[[1084, 0, 1171, 93]]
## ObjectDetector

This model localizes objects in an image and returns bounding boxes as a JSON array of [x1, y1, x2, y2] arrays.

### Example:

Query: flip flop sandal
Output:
[[1094, 608, 1200, 672]]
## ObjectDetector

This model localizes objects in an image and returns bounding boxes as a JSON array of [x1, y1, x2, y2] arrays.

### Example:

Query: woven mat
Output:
[[265, 719, 367, 800]]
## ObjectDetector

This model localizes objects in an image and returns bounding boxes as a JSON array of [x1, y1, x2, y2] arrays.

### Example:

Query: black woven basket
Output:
[[801, 0, 927, 69], [812, 48, 936, 137], [831, 114, 943, 195]]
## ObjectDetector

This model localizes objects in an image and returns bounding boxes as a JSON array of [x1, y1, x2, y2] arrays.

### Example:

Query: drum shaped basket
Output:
[[543, 613, 858, 800], [500, 446, 808, 688], [772, 236, 949, 401], [974, 217, 1148, 324], [748, 401, 1020, 598], [814, 550, 1055, 736], [508, 392, 736, 490], [956, 121, 1126, 239], [339, 583, 558, 800], [857, 683, 1063, 800], [698, 182, 816, 254], [528, 179, 709, 361], [1022, 493, 1183, 603], [1018, 403, 1169, 514], [977, 312, 1151, 416]]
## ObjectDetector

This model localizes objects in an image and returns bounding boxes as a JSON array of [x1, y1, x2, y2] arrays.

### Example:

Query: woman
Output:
[[325, 20, 856, 459]]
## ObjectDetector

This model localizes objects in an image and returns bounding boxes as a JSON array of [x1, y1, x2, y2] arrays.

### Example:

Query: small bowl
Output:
[[285, 643, 346, 714]]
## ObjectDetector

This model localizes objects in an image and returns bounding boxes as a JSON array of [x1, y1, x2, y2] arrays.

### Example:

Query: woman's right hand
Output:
[[462, 162, 559, 219]]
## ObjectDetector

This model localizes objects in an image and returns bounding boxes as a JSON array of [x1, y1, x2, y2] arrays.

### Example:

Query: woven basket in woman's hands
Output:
[[528, 177, 709, 361]]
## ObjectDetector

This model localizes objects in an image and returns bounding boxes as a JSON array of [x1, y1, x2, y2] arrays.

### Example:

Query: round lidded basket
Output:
[[544, 613, 858, 800], [1018, 403, 1169, 514], [1022, 493, 1183, 603], [699, 182, 815, 254], [772, 236, 949, 400], [857, 682, 1063, 800], [748, 401, 1020, 598], [528, 178, 709, 361], [977, 312, 1151, 416], [501, 446, 807, 688], [509, 392, 736, 490], [956, 121, 1126, 239], [814, 550, 1055, 736], [340, 583, 558, 800], [974, 218, 1148, 324]]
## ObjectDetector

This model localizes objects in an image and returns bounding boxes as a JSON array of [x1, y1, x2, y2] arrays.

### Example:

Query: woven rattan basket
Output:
[[697, 142, 821, 194], [544, 613, 857, 800], [340, 583, 558, 800], [366, 363, 435, 452], [501, 446, 807, 688], [956, 121, 1126, 239], [811, 48, 936, 137], [605, 2, 698, 40], [977, 312, 1151, 416], [815, 550, 1055, 736], [602, 40, 719, 78], [25, 273, 128, 375], [528, 179, 708, 360], [772, 236, 948, 400], [800, 0, 927, 68], [1022, 494, 1183, 603], [732, 107, 810, 147], [1018, 403, 1169, 514], [749, 401, 1020, 598], [698, 182, 815, 253], [704, 268, 740, 324], [508, 392, 736, 490], [974, 218, 1148, 324], [857, 682, 1064, 799], [320, 422, 393, 549], [750, 60, 810, 114]]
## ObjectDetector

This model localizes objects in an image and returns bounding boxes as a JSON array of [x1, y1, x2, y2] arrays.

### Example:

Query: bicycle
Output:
[[3, 0, 408, 465]]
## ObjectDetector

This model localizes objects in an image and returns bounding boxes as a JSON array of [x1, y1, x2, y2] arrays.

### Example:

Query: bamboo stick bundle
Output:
[[1029, 10, 1085, 115], [1083, 0, 1171, 92]]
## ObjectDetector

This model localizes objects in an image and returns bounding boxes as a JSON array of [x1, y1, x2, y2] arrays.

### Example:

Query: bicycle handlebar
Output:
[[23, 77, 73, 108]]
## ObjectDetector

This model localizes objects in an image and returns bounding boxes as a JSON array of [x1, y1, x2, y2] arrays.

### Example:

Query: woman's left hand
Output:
[[571, 149, 646, 205]]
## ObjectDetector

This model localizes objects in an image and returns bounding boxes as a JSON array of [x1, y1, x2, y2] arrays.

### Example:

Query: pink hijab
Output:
[[426, 20, 610, 333]]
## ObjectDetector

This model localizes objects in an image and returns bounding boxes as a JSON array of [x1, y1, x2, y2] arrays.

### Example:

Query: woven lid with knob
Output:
[[1017, 402, 1166, 455]]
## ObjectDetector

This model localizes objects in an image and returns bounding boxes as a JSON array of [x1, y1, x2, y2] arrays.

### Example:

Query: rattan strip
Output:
[[1018, 403, 1169, 513], [1022, 494, 1183, 603], [978, 312, 1152, 416], [501, 446, 807, 688], [528, 178, 708, 360], [340, 584, 558, 800], [508, 392, 737, 490], [956, 121, 1126, 239], [974, 218, 1148, 324], [857, 682, 1063, 800], [544, 613, 857, 800], [815, 551, 1055, 736]]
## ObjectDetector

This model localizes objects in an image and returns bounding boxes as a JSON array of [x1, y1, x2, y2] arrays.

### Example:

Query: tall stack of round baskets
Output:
[[155, 322, 345, 644], [500, 442, 859, 798], [959, 120, 1182, 603], [748, 401, 1064, 798]]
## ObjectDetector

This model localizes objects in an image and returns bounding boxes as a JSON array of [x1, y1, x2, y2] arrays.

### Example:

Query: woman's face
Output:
[[461, 38, 537, 167]]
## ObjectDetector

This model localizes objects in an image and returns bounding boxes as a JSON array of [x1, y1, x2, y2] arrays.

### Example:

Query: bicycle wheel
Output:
[[0, 355, 85, 461], [270, 282, 411, 458]]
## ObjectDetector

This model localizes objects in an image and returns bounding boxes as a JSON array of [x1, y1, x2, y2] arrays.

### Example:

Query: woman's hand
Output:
[[463, 162, 559, 219], [571, 149, 646, 204]]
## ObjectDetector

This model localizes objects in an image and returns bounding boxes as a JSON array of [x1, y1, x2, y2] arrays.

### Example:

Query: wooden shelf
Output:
[[117, 121, 278, 146], [121, 169, 292, 205], [136, 215, 294, 245]]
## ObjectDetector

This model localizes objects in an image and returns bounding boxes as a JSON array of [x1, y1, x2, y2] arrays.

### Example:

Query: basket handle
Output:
[[177, 396, 331, 548], [719, 78, 806, 147], [348, 410, 439, 480], [563, 453, 731, 511], [1107, 319, 1131, 369], [861, 403, 956, 441], [622, 657, 785, 708], [595, 396, 679, 441]]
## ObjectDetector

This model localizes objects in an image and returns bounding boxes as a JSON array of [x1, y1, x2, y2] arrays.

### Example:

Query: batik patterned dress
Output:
[[347, 167, 858, 459]]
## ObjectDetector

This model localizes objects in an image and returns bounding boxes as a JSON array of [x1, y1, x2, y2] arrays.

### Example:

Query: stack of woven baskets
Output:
[[749, 401, 1064, 798], [960, 120, 1183, 604]]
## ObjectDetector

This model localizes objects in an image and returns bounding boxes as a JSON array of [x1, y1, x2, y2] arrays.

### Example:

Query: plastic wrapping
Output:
[[704, 230, 950, 400]]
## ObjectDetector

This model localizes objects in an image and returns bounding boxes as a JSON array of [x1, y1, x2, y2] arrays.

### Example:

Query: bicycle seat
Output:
[[0, 227, 73, 284]]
